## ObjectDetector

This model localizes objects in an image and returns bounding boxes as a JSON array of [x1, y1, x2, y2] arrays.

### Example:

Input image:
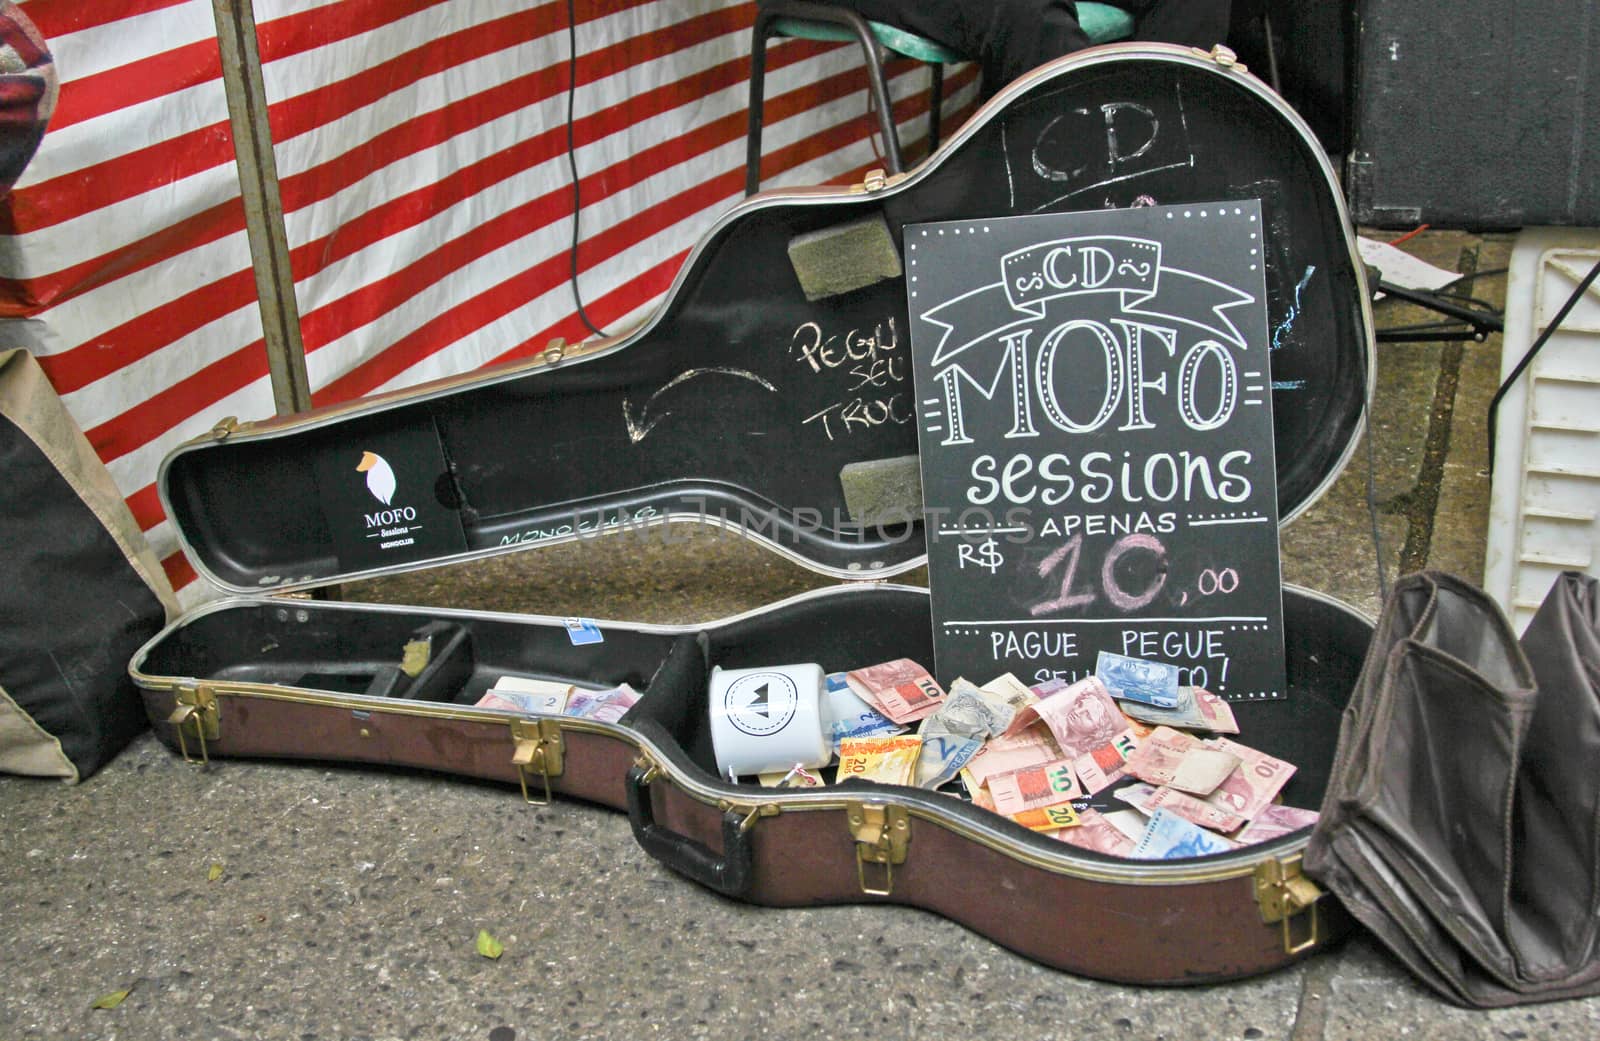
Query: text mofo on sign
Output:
[[906, 201, 1288, 701]]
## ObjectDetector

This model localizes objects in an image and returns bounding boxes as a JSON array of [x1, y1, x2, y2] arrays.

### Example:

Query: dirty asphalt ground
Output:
[[6, 230, 1600, 1041]]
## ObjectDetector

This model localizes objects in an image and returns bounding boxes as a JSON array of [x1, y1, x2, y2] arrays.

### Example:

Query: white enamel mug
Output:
[[708, 663, 830, 779]]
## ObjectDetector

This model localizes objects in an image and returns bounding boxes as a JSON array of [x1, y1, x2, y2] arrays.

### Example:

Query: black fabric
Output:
[[833, 0, 1232, 96], [0, 409, 166, 779], [1306, 571, 1600, 1007], [1226, 0, 1350, 153]]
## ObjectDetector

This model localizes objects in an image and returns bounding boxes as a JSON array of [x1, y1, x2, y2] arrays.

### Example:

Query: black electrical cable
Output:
[[1370, 262, 1505, 342], [1486, 253, 1600, 474], [1430, 267, 1508, 315], [566, 0, 607, 339]]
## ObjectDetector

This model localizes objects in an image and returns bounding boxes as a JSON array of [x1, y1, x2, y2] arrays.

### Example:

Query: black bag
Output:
[[1306, 570, 1600, 1006], [0, 348, 178, 781]]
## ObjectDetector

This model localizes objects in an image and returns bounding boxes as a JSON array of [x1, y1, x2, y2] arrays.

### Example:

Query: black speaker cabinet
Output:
[[1347, 0, 1600, 229]]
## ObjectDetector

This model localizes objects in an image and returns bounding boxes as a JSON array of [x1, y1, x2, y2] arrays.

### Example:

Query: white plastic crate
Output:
[[1484, 228, 1600, 632]]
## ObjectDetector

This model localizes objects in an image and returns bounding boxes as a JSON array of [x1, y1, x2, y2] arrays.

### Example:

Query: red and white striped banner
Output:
[[2, 0, 977, 600]]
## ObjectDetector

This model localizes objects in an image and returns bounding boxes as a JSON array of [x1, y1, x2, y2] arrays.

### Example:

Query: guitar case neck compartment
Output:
[[138, 44, 1376, 985]]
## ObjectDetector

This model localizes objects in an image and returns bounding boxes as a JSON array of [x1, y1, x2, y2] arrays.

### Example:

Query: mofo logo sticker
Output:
[[721, 672, 798, 737], [356, 450, 398, 505], [357, 450, 418, 539]]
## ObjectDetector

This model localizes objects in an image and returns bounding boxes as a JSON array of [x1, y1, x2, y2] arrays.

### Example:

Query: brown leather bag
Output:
[[1306, 570, 1600, 1006]]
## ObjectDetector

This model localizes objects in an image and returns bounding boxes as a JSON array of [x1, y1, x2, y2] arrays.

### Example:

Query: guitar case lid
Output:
[[159, 43, 1373, 595]]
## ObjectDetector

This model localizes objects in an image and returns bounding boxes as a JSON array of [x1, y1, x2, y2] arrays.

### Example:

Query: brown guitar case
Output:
[[137, 43, 1377, 985]]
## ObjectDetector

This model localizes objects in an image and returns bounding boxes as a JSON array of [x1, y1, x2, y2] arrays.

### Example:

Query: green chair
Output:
[[744, 0, 1136, 195]]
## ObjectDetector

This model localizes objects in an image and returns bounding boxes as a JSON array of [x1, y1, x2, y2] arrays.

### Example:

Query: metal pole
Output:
[[211, 0, 313, 416]]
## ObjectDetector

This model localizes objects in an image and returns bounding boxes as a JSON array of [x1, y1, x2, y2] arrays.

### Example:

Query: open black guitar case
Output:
[[135, 43, 1377, 985]]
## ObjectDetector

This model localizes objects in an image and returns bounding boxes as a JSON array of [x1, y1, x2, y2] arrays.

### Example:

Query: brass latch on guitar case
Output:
[[167, 684, 220, 766], [855, 168, 908, 194], [1254, 855, 1323, 955], [510, 718, 564, 806], [847, 802, 910, 896]]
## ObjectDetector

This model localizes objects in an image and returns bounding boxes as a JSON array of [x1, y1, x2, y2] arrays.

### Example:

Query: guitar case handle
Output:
[[626, 763, 753, 898]]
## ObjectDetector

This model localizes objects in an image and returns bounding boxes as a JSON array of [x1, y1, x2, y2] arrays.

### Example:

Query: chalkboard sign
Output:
[[907, 201, 1288, 701]]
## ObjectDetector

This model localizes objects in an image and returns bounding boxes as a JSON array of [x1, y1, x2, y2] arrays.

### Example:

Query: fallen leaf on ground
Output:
[[475, 929, 504, 960], [91, 988, 131, 1010]]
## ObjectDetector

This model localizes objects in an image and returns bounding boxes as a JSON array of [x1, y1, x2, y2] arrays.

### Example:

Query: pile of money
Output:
[[476, 676, 575, 715], [474, 680, 638, 724], [823, 671, 907, 750], [837, 734, 923, 784], [845, 659, 946, 723], [563, 683, 639, 723], [756, 652, 1318, 862], [749, 660, 935, 789]]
